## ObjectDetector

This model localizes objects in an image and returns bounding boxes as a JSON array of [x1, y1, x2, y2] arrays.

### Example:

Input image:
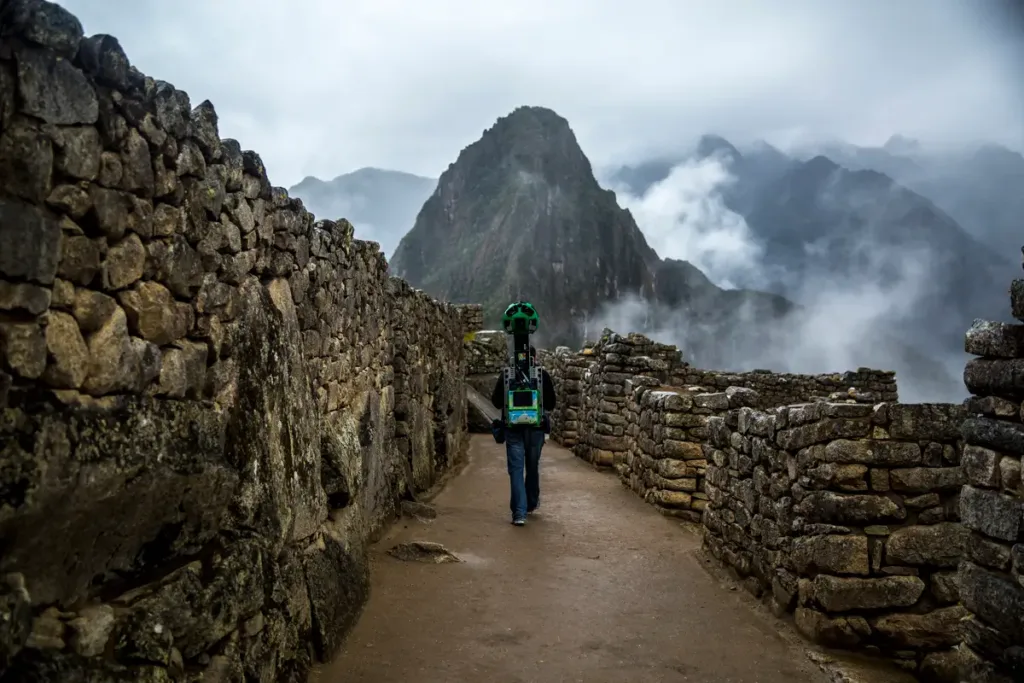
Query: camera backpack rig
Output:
[[500, 301, 544, 427]]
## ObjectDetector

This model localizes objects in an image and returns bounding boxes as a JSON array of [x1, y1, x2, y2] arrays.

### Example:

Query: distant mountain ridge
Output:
[[606, 135, 1011, 341], [289, 168, 436, 257], [603, 132, 1015, 400]]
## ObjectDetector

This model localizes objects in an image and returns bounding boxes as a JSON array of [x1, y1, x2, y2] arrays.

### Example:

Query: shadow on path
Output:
[[312, 435, 834, 683]]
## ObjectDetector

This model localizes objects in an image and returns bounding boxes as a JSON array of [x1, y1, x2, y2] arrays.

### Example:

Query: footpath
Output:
[[312, 435, 906, 683]]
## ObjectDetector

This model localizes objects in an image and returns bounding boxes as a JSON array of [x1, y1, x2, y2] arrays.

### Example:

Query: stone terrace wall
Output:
[[955, 296, 1024, 679], [678, 367, 899, 406], [571, 332, 682, 468], [703, 401, 967, 681], [543, 346, 587, 448], [546, 329, 902, 465], [0, 4, 467, 681], [457, 303, 483, 336], [463, 329, 505, 402], [621, 383, 760, 524]]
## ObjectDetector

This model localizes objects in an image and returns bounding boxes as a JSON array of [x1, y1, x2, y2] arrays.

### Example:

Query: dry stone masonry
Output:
[[679, 367, 898, 406], [704, 400, 967, 681], [955, 295, 1024, 681], [622, 383, 760, 524], [542, 346, 586, 448], [0, 2, 469, 681], [546, 313, 1023, 680]]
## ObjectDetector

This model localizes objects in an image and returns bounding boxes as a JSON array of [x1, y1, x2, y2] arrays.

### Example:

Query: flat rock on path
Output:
[[387, 541, 460, 564], [312, 435, 839, 683], [399, 500, 438, 520]]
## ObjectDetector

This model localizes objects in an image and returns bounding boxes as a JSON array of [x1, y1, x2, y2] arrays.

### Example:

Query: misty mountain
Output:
[[388, 106, 791, 349], [604, 135, 1015, 400], [609, 135, 795, 215], [744, 155, 1008, 362], [289, 168, 436, 257], [807, 137, 1022, 277], [607, 136, 1012, 335]]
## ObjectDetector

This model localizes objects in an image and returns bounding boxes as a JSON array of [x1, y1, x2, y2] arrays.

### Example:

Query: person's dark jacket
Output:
[[491, 370, 557, 416]]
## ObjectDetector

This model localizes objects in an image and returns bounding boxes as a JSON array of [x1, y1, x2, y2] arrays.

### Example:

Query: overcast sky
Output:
[[60, 0, 1023, 188]]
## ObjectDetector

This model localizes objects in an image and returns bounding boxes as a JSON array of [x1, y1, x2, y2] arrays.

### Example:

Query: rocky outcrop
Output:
[[388, 106, 793, 350], [389, 106, 660, 347], [0, 2, 469, 680]]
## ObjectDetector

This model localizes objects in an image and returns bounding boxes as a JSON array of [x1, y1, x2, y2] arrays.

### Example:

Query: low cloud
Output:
[[596, 157, 965, 403], [620, 157, 764, 289]]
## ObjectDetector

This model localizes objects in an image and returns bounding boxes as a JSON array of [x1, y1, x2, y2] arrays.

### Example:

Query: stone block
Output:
[[889, 466, 964, 493], [0, 280, 51, 315], [804, 462, 868, 491], [869, 605, 968, 649], [794, 607, 868, 647], [1, 321, 46, 378], [884, 522, 968, 568], [960, 485, 1022, 542], [967, 359, 1024, 404], [41, 310, 89, 389], [958, 561, 1024, 642], [795, 491, 906, 525], [964, 444, 1003, 488], [966, 320, 1024, 359], [790, 534, 870, 575], [821, 439, 921, 466], [0, 198, 62, 285], [777, 418, 871, 450], [809, 574, 925, 612], [662, 439, 702, 460], [964, 417, 1024, 457]]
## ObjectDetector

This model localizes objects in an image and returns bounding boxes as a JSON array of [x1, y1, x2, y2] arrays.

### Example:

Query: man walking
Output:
[[491, 346, 556, 526]]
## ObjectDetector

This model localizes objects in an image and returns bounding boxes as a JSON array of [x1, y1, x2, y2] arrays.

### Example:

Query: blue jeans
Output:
[[505, 428, 545, 519]]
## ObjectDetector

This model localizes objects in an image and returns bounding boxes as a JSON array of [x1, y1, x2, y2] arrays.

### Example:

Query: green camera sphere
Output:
[[502, 301, 539, 334]]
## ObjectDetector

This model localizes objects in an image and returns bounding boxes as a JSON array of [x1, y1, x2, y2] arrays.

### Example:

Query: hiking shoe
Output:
[[512, 517, 526, 526]]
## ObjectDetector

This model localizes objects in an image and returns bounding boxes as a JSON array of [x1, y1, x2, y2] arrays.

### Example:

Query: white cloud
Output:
[[593, 156, 964, 402], [610, 157, 763, 288]]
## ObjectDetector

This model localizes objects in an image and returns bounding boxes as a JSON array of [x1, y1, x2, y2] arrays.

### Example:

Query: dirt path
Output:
[[312, 435, 833, 683]]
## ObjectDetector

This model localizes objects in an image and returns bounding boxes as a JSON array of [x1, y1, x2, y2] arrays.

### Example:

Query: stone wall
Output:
[[543, 329, 1024, 681], [568, 332, 682, 467], [703, 401, 966, 680], [457, 303, 483, 337], [677, 367, 899, 406], [547, 329, 901, 467], [620, 383, 759, 524], [955, 298, 1024, 680], [544, 346, 586, 448], [0, 3, 468, 681], [463, 329, 505, 404]]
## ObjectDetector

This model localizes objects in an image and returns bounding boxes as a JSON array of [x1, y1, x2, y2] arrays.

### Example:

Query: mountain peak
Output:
[[493, 105, 573, 135], [390, 106, 659, 345], [882, 134, 921, 155], [432, 105, 594, 195], [696, 134, 742, 163], [803, 154, 840, 175], [291, 175, 325, 192], [287, 168, 436, 258]]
